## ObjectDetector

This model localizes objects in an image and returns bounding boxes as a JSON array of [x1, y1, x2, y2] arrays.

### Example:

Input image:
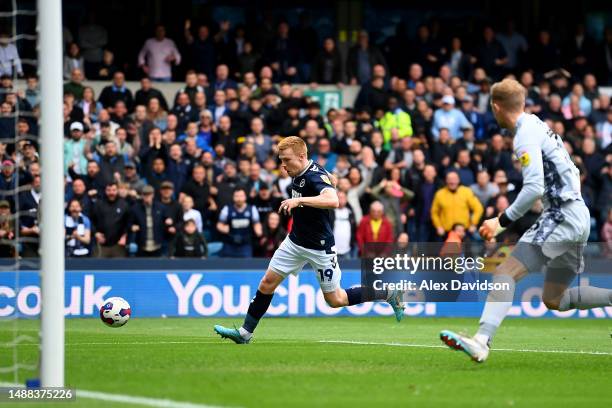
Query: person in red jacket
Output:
[[356, 200, 394, 256]]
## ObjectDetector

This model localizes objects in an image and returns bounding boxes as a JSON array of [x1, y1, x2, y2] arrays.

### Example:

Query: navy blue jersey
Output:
[[288, 160, 336, 251]]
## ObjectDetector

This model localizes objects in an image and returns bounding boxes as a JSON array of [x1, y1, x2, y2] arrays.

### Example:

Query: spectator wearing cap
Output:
[[64, 121, 89, 175], [98, 71, 133, 112], [123, 160, 145, 196], [432, 95, 472, 141], [0, 199, 14, 257], [92, 182, 129, 257], [159, 181, 182, 232], [169, 218, 207, 258], [431, 171, 483, 238], [138, 24, 181, 82], [379, 96, 413, 149], [129, 185, 166, 257], [65, 199, 91, 257], [135, 77, 169, 112], [460, 95, 486, 140]]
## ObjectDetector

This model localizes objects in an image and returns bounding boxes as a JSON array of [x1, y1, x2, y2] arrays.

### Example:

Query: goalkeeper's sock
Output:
[[558, 286, 612, 311], [476, 274, 516, 345], [345, 286, 388, 306], [241, 290, 274, 336]]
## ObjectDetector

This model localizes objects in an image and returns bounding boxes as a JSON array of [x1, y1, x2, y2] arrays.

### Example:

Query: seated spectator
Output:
[[217, 188, 262, 257], [255, 211, 285, 257], [170, 218, 207, 258], [92, 182, 129, 258], [65, 199, 91, 257], [129, 185, 165, 257], [96, 49, 118, 80], [64, 42, 85, 80], [356, 201, 394, 255]]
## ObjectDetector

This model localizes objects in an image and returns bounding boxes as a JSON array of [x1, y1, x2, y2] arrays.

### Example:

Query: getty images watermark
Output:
[[360, 242, 516, 302]]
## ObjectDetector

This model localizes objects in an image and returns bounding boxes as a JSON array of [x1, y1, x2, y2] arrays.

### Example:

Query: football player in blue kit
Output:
[[214, 136, 405, 343]]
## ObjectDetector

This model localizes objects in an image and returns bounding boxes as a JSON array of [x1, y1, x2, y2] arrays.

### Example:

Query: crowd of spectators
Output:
[[0, 17, 611, 258]]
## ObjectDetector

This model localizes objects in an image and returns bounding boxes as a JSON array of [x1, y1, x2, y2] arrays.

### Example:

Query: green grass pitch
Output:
[[1, 317, 611, 407]]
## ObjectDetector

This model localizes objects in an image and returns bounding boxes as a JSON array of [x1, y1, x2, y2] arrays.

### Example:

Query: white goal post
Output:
[[37, 0, 65, 387]]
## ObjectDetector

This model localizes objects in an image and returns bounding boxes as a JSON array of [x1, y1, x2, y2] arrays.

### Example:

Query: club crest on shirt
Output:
[[299, 179, 306, 187], [518, 151, 530, 167], [320, 175, 331, 185]]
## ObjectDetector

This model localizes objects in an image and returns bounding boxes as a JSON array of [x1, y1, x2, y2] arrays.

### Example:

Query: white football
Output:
[[99, 297, 132, 328]]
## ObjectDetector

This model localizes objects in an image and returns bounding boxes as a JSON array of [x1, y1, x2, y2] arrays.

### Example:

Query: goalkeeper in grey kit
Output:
[[440, 79, 612, 362]]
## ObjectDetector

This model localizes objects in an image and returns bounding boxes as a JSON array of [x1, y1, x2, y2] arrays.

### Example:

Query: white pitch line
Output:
[[318, 340, 612, 356], [0, 382, 235, 408]]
